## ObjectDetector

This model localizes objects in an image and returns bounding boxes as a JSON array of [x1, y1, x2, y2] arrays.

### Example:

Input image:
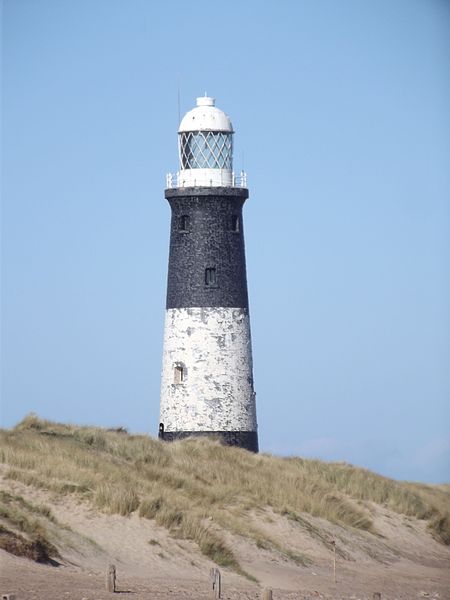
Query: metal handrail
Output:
[[166, 171, 247, 189]]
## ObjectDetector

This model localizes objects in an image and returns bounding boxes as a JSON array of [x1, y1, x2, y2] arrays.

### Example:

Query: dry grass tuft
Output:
[[94, 485, 140, 516]]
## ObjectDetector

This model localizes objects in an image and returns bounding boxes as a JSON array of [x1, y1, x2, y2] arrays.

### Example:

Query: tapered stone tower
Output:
[[159, 96, 258, 452]]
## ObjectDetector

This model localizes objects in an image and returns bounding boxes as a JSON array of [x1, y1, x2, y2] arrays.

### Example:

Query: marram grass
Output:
[[1, 414, 449, 572]]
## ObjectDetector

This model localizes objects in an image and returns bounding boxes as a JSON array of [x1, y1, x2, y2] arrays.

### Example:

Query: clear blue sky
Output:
[[2, 0, 449, 483]]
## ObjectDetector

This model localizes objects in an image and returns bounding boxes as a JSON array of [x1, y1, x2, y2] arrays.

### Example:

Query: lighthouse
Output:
[[159, 96, 258, 452]]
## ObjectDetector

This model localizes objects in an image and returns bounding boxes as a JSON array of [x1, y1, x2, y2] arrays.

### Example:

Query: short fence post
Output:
[[262, 588, 273, 600], [373, 594, 381, 599], [209, 567, 221, 599], [106, 564, 116, 592], [330, 539, 336, 583]]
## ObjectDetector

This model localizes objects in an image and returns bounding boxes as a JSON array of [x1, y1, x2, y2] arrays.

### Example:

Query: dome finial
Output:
[[195, 96, 216, 108]]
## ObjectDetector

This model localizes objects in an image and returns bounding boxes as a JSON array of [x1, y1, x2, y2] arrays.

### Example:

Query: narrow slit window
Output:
[[205, 267, 217, 286], [174, 365, 185, 384], [179, 215, 189, 231], [230, 215, 239, 232]]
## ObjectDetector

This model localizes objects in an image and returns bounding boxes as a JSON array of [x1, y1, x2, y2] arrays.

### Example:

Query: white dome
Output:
[[178, 97, 234, 133]]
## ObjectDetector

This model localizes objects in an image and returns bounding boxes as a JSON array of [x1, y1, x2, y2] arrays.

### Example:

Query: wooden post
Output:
[[262, 588, 273, 600], [106, 564, 116, 592], [213, 568, 221, 599], [331, 539, 336, 583], [209, 567, 221, 599], [373, 594, 381, 599], [209, 567, 216, 590]]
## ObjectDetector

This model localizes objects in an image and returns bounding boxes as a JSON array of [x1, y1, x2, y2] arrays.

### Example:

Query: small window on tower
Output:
[[205, 267, 217, 286], [174, 364, 185, 384], [179, 215, 189, 231], [230, 215, 239, 232]]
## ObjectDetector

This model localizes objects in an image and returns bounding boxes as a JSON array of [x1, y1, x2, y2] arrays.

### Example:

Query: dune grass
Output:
[[1, 414, 449, 572], [0, 489, 60, 562]]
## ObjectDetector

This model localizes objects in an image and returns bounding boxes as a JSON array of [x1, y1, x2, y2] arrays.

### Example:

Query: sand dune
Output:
[[1, 472, 449, 598], [1, 417, 449, 598]]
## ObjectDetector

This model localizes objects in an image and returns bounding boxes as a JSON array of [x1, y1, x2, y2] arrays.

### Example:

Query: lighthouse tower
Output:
[[159, 96, 258, 452]]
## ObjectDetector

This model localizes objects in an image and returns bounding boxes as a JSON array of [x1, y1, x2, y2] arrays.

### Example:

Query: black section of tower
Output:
[[162, 186, 258, 453], [160, 430, 258, 452], [165, 187, 249, 310]]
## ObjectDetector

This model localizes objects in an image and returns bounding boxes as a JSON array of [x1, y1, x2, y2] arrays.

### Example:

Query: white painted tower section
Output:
[[160, 308, 256, 432]]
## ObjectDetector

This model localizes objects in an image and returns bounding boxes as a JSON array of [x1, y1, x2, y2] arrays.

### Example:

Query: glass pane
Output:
[[180, 132, 232, 170], [205, 268, 216, 285]]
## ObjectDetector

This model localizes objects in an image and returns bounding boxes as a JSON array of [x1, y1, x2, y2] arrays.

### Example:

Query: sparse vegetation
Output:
[[148, 538, 160, 546], [1, 414, 449, 574], [0, 524, 58, 563], [0, 489, 60, 563]]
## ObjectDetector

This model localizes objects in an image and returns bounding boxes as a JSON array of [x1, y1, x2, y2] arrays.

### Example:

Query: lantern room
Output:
[[166, 96, 246, 189]]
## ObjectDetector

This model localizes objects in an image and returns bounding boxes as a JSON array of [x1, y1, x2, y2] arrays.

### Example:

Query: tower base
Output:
[[159, 430, 258, 453]]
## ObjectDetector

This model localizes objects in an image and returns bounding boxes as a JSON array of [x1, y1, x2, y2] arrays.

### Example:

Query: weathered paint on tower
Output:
[[159, 96, 258, 452]]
